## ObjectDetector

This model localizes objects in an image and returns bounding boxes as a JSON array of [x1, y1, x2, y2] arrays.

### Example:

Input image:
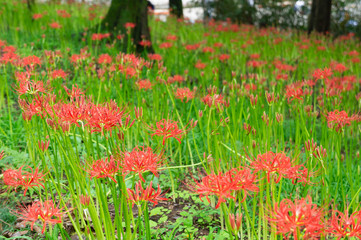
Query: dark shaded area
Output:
[[169, 0, 183, 19], [308, 0, 332, 34], [101, 0, 154, 53]]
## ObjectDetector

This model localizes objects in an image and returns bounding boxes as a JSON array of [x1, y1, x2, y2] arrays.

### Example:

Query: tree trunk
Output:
[[27, 0, 35, 11], [308, 0, 332, 34], [169, 0, 183, 18], [101, 0, 153, 53]]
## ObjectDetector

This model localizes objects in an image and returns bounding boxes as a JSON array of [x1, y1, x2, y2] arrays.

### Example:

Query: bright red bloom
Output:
[[202, 46, 214, 53], [86, 101, 132, 135], [228, 167, 259, 201], [285, 85, 304, 102], [87, 156, 120, 183], [195, 61, 207, 69], [51, 69, 67, 79], [327, 110, 354, 132], [49, 22, 62, 29], [121, 146, 163, 181], [15, 80, 46, 96], [269, 196, 323, 240], [218, 54, 230, 62], [3, 166, 45, 196], [57, 9, 71, 18], [21, 55, 41, 69], [32, 13, 43, 19], [159, 42, 173, 49], [167, 75, 184, 84], [150, 119, 185, 145], [202, 94, 228, 109], [17, 200, 63, 234], [135, 79, 152, 90], [327, 209, 361, 239], [139, 40, 152, 47], [166, 34, 177, 41], [313, 67, 333, 80], [175, 87, 195, 102], [124, 22, 135, 29], [127, 181, 168, 207], [97, 54, 112, 65], [192, 170, 236, 209], [148, 53, 162, 61], [251, 151, 293, 183], [185, 43, 200, 51]]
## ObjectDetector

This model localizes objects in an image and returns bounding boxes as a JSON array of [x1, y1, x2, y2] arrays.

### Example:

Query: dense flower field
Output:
[[0, 1, 361, 239]]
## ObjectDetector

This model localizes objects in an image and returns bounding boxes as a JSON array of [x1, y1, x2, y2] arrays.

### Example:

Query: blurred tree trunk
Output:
[[101, 0, 154, 53], [169, 0, 183, 18], [308, 0, 332, 34], [27, 0, 35, 11]]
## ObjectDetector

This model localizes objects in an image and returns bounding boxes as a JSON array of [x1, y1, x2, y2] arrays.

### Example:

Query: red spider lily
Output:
[[127, 181, 168, 207], [174, 87, 195, 103], [327, 110, 354, 132], [135, 79, 152, 90], [185, 43, 200, 51], [327, 208, 361, 239], [228, 167, 259, 202], [15, 80, 46, 96], [195, 61, 206, 69], [51, 69, 67, 79], [218, 54, 230, 62], [79, 194, 91, 206], [313, 67, 333, 80], [167, 75, 184, 84], [202, 46, 214, 53], [63, 84, 84, 100], [269, 196, 324, 240], [150, 119, 187, 145], [57, 9, 71, 18], [134, 106, 143, 120], [16, 200, 63, 234], [0, 52, 19, 65], [166, 34, 177, 41], [0, 150, 5, 160], [313, 146, 327, 159], [121, 146, 163, 182], [38, 140, 50, 152], [139, 40, 152, 47], [91, 33, 110, 41], [249, 94, 258, 108], [191, 170, 237, 209], [49, 22, 62, 29], [86, 101, 131, 135], [124, 22, 135, 29], [202, 94, 229, 109], [159, 42, 173, 49], [229, 213, 242, 233], [97, 54, 112, 65], [56, 101, 90, 127], [285, 85, 304, 102], [21, 55, 41, 69], [148, 53, 162, 61], [15, 71, 31, 82], [3, 166, 45, 196], [250, 151, 294, 183], [331, 63, 348, 73], [32, 13, 43, 19], [87, 156, 120, 183], [286, 164, 314, 186]]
